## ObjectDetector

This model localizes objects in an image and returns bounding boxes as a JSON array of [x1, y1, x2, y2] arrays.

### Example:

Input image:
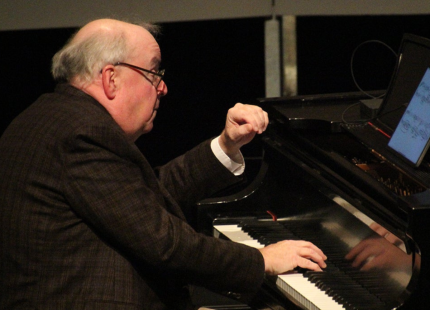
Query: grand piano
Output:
[[196, 33, 430, 309]]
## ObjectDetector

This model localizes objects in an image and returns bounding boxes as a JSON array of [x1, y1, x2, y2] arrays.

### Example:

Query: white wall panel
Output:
[[2, 0, 430, 31]]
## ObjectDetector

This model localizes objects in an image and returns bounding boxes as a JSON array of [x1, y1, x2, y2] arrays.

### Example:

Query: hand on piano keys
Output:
[[215, 221, 406, 310], [259, 240, 328, 275], [214, 224, 344, 310]]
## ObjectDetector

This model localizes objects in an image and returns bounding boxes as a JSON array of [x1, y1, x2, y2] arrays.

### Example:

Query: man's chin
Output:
[[140, 112, 157, 135], [141, 122, 154, 135]]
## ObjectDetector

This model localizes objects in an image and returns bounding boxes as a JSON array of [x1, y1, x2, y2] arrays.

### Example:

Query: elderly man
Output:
[[0, 19, 326, 309]]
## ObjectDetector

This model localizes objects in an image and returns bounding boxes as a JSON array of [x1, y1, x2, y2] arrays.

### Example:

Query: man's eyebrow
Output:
[[150, 57, 161, 68]]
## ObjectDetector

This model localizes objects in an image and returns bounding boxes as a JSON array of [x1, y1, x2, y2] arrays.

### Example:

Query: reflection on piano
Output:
[[196, 91, 430, 310]]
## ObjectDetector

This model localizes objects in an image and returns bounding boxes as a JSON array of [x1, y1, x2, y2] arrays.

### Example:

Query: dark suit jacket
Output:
[[0, 84, 264, 309]]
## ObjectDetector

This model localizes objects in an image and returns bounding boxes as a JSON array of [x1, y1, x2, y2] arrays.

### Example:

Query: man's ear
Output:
[[101, 65, 117, 100]]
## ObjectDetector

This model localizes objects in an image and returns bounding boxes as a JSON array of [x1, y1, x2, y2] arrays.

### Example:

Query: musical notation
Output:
[[388, 68, 430, 164], [399, 110, 430, 141], [415, 79, 430, 105], [399, 69, 430, 141]]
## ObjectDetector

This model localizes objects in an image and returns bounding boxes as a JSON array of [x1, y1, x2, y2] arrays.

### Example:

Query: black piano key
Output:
[[236, 219, 396, 309], [304, 267, 387, 309]]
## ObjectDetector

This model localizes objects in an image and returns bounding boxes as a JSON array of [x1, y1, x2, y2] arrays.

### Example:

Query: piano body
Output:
[[196, 91, 430, 310], [196, 33, 430, 310]]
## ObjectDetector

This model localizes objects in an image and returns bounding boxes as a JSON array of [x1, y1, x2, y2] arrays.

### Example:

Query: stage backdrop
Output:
[[2, 14, 430, 166]]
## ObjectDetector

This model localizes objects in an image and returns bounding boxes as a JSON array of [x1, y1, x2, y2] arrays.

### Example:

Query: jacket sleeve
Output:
[[154, 139, 244, 212], [60, 124, 265, 300]]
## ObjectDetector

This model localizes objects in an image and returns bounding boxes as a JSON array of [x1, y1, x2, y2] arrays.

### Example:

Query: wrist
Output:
[[219, 130, 240, 158]]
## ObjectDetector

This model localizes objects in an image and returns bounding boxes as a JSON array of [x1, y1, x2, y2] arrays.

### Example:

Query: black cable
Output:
[[342, 40, 399, 125], [341, 101, 363, 124], [350, 40, 398, 99]]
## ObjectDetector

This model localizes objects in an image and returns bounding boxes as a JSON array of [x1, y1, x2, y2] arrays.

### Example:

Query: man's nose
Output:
[[157, 80, 167, 96]]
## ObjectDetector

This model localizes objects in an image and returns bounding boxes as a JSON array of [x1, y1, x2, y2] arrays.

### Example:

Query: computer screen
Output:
[[388, 68, 430, 166], [378, 34, 430, 133]]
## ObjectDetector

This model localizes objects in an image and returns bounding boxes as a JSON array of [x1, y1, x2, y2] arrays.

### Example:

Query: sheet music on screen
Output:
[[388, 68, 430, 167]]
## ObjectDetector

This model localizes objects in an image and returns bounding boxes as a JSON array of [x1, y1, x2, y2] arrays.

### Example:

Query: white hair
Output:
[[51, 21, 160, 86]]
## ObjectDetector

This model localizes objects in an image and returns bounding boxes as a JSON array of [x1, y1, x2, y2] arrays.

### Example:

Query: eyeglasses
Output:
[[114, 62, 165, 88]]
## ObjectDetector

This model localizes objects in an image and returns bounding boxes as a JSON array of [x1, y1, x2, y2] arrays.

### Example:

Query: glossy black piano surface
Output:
[[196, 91, 430, 310]]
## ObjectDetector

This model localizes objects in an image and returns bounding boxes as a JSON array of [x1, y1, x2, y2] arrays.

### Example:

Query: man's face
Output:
[[118, 28, 168, 140]]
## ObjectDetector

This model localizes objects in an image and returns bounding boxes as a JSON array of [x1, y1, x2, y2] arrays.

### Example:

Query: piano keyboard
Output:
[[214, 224, 345, 310], [214, 219, 397, 310]]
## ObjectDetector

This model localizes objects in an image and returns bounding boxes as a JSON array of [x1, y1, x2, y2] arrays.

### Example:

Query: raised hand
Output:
[[218, 103, 269, 157]]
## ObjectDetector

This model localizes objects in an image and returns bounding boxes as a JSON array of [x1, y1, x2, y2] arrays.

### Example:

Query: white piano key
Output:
[[214, 224, 264, 248], [214, 224, 345, 310], [278, 274, 344, 310]]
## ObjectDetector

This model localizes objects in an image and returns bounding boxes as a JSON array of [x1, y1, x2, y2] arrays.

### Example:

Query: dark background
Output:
[[2, 15, 430, 166]]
